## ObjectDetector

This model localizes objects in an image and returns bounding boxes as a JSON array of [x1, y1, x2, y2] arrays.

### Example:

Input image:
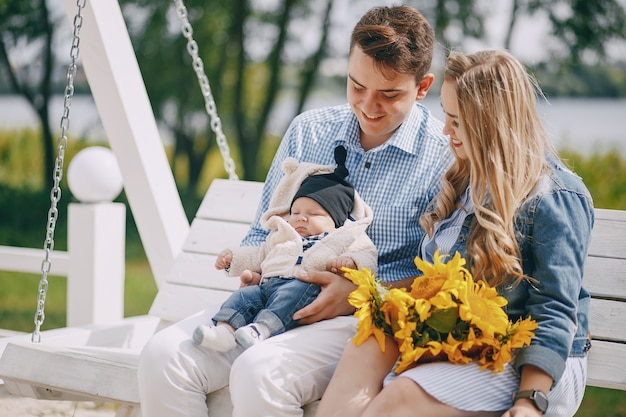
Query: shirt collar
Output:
[[337, 103, 428, 155]]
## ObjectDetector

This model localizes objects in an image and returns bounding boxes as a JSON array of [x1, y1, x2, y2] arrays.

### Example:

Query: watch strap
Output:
[[512, 389, 549, 413]]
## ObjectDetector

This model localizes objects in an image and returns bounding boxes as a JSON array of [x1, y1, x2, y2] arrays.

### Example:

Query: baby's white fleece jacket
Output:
[[224, 157, 377, 278]]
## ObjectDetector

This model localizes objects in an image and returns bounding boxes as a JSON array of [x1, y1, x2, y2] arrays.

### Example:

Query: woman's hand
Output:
[[292, 270, 357, 324], [501, 401, 544, 417]]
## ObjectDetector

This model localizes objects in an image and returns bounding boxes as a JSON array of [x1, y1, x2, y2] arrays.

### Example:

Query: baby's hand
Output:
[[327, 257, 357, 274], [215, 249, 233, 270]]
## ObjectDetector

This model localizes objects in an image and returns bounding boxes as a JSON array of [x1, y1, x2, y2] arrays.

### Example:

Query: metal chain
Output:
[[32, 0, 86, 343], [173, 0, 239, 180]]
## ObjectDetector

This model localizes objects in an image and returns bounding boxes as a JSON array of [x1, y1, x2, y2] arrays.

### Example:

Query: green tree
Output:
[[3, 0, 626, 191], [504, 0, 626, 65], [0, 0, 57, 189], [119, 1, 225, 194], [121, 0, 334, 187], [429, 0, 486, 51]]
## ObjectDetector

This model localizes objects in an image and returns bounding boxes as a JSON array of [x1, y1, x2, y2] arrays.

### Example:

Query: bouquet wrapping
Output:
[[344, 250, 537, 374]]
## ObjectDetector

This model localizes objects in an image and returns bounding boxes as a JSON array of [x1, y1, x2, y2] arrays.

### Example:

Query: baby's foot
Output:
[[234, 323, 271, 349], [192, 325, 236, 352]]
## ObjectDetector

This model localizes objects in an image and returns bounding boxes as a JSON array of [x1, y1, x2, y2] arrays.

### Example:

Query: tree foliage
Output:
[[1, 0, 625, 191], [429, 0, 486, 51], [504, 0, 626, 65], [0, 0, 56, 189], [120, 0, 333, 187]]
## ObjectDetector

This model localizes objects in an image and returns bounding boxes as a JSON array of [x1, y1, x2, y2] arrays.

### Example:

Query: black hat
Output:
[[291, 146, 354, 228]]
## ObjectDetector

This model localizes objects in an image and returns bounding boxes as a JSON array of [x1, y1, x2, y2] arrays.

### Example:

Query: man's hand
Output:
[[293, 270, 357, 325]]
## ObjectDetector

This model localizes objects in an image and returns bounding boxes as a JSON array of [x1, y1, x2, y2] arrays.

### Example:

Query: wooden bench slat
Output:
[[0, 342, 139, 404], [588, 298, 626, 342], [183, 219, 251, 255], [195, 179, 264, 222], [586, 340, 626, 390], [584, 257, 626, 300], [166, 252, 239, 291], [588, 210, 626, 259], [149, 283, 233, 323], [594, 208, 626, 222]]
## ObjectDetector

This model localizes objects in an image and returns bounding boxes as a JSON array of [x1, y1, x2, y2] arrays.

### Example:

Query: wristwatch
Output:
[[512, 389, 549, 413]]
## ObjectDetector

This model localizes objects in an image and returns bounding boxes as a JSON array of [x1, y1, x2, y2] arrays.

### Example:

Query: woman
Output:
[[317, 50, 594, 417]]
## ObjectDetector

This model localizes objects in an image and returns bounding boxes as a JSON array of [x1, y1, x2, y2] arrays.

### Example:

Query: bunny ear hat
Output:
[[260, 153, 372, 229], [260, 158, 334, 227]]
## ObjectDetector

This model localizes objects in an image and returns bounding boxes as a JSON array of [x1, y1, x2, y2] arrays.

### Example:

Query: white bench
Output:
[[0, 179, 625, 416]]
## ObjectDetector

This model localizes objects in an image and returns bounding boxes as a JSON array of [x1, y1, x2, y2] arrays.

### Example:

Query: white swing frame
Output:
[[62, 0, 190, 287], [0, 1, 321, 415]]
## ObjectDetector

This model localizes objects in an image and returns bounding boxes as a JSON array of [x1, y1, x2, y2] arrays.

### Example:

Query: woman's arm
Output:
[[502, 365, 552, 417]]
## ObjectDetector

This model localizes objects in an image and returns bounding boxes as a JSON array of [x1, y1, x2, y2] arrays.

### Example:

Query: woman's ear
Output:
[[416, 73, 435, 101]]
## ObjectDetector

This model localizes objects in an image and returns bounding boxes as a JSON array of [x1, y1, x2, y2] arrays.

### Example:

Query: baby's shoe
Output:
[[234, 323, 270, 349], [192, 325, 236, 352]]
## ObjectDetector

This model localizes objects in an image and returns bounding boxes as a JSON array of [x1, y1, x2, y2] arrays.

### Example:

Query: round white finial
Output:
[[68, 146, 123, 203]]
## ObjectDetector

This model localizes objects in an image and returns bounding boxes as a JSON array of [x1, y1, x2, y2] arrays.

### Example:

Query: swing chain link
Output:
[[173, 0, 239, 181], [32, 0, 86, 343]]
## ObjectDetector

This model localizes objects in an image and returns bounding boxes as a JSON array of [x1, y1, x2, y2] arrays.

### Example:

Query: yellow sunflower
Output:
[[344, 252, 537, 374], [343, 267, 389, 350], [411, 251, 466, 295], [506, 317, 538, 348], [381, 288, 416, 331], [458, 278, 509, 338]]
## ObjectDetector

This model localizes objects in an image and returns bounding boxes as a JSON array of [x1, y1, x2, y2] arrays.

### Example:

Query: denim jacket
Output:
[[447, 155, 595, 385]]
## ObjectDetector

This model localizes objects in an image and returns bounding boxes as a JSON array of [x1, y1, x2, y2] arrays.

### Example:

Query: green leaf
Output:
[[426, 308, 459, 333]]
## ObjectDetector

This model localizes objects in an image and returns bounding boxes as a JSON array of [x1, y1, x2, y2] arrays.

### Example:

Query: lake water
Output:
[[1, 94, 624, 156]]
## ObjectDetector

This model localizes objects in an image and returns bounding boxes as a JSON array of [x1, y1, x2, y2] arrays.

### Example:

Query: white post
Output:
[[66, 146, 126, 326], [67, 203, 126, 326]]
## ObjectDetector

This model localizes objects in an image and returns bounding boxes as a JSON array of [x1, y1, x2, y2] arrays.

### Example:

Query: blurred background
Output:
[[0, 1, 625, 415]]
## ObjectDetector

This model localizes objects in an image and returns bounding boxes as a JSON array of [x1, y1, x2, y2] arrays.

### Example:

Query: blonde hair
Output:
[[421, 50, 555, 286]]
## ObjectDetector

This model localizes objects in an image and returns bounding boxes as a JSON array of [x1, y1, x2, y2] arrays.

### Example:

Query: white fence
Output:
[[0, 200, 126, 329]]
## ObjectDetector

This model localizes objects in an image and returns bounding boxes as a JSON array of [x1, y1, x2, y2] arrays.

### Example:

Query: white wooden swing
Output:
[[0, 0, 320, 416], [0, 1, 625, 416]]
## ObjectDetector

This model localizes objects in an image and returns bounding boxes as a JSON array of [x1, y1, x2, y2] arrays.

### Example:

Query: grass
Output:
[[0, 257, 156, 333], [577, 387, 626, 416]]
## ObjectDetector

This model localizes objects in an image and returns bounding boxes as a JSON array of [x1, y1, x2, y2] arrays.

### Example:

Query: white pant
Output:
[[137, 305, 356, 417]]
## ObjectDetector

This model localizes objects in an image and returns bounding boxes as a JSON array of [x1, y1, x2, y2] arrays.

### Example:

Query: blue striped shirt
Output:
[[242, 103, 453, 282], [421, 186, 474, 263]]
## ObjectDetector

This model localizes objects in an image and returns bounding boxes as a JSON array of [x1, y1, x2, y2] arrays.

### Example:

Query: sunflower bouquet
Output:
[[344, 250, 537, 374]]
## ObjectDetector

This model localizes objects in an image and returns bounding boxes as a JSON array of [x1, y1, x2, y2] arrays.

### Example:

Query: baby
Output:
[[193, 146, 377, 351]]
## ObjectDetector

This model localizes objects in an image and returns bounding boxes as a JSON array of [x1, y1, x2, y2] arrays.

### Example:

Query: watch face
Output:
[[513, 390, 549, 413], [532, 390, 549, 412]]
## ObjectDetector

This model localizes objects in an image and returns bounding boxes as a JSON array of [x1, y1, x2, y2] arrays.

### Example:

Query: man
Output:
[[138, 5, 453, 416]]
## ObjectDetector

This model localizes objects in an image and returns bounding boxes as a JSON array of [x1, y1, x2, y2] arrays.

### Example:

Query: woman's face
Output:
[[440, 80, 468, 160], [347, 46, 422, 151]]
